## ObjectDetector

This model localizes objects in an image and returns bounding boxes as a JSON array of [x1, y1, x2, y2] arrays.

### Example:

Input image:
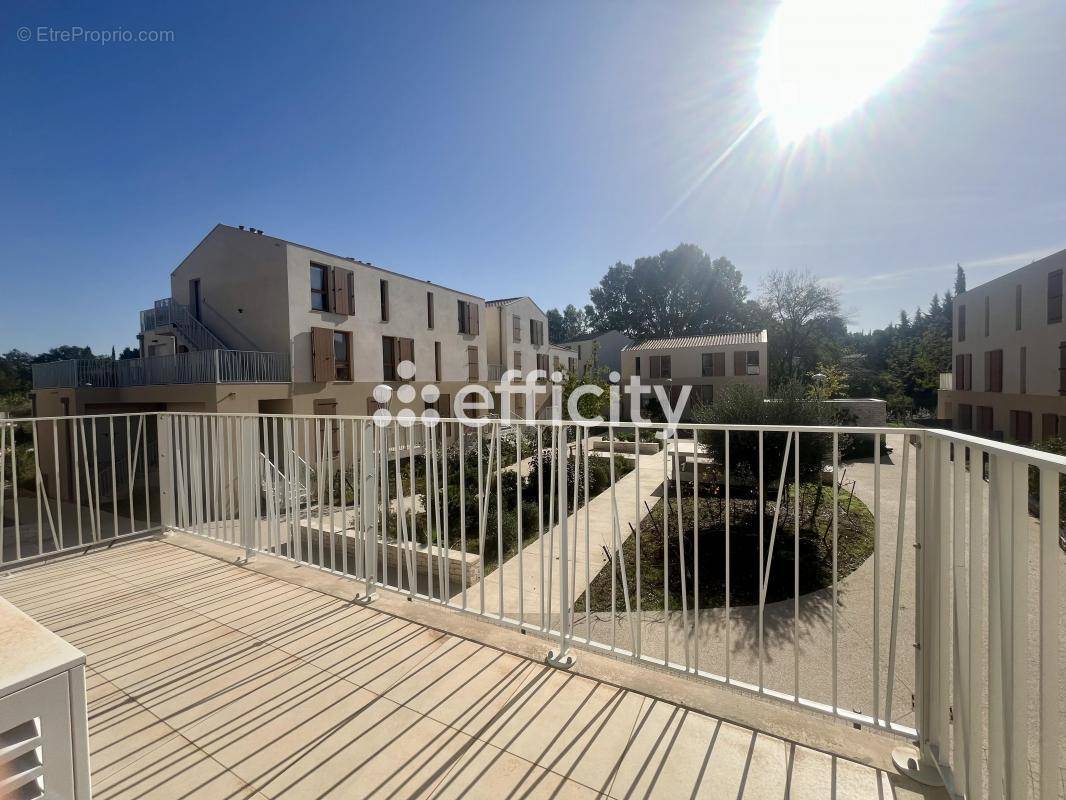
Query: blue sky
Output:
[[2, 0, 1065, 353]]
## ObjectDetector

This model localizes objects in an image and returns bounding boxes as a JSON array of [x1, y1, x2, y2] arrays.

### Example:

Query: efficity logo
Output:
[[371, 361, 692, 432]]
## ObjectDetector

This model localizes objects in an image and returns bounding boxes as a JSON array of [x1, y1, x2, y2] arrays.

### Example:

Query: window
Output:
[[984, 349, 1003, 392], [956, 403, 972, 431], [380, 280, 390, 322], [1016, 284, 1022, 331], [512, 314, 521, 343], [958, 304, 966, 342], [313, 400, 340, 455], [536, 353, 549, 374], [1019, 346, 1027, 394], [1042, 413, 1058, 440], [334, 331, 352, 381], [458, 300, 479, 334], [698, 385, 713, 405], [954, 354, 966, 391], [568, 357, 576, 373], [553, 356, 561, 373], [649, 355, 671, 379], [427, 291, 434, 329], [529, 319, 544, 346], [1049, 270, 1063, 324], [1009, 410, 1033, 444], [367, 396, 385, 416], [310, 265, 328, 311], [382, 336, 396, 381], [634, 357, 640, 376], [434, 341, 442, 382], [746, 350, 760, 374], [513, 350, 522, 371], [976, 406, 994, 434], [311, 263, 353, 314], [984, 296, 990, 337], [381, 336, 414, 381], [467, 346, 479, 381], [702, 352, 725, 377]]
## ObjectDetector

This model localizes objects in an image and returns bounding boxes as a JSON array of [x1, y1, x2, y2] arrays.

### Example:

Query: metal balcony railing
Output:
[[31, 350, 291, 389], [140, 297, 228, 352], [1, 412, 1062, 799]]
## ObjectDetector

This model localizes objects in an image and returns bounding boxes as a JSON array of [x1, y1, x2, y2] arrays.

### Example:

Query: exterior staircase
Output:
[[140, 298, 229, 352]]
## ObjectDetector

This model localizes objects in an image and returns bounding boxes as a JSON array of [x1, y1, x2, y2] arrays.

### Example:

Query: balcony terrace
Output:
[[31, 350, 291, 390], [0, 412, 1062, 799]]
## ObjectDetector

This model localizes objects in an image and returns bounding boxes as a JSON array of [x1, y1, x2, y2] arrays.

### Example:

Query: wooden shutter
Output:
[[715, 352, 725, 376], [332, 267, 352, 316], [471, 304, 480, 335], [514, 350, 521, 370], [437, 394, 450, 418], [1042, 413, 1058, 439], [434, 341, 442, 382], [955, 354, 964, 388], [467, 346, 478, 381], [661, 355, 671, 378], [734, 351, 746, 376], [984, 351, 992, 391], [649, 356, 660, 379], [311, 327, 335, 382], [399, 337, 415, 367], [427, 291, 434, 329]]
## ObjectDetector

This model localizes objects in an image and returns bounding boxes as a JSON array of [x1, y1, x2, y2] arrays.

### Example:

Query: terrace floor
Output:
[[0, 536, 947, 799]]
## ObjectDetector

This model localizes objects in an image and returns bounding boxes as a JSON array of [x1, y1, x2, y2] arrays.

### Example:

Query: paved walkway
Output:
[[0, 537, 947, 799], [475, 451, 663, 624]]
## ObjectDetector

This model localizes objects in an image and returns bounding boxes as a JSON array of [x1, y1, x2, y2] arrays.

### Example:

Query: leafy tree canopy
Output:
[[587, 244, 751, 339]]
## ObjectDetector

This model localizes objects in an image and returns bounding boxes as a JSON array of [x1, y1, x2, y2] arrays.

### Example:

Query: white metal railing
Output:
[[940, 372, 954, 390], [140, 297, 228, 352], [3, 411, 1061, 797], [31, 350, 290, 389], [1, 414, 160, 566]]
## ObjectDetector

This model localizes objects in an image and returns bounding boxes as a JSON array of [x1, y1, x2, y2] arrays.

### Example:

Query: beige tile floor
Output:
[[0, 538, 945, 799]]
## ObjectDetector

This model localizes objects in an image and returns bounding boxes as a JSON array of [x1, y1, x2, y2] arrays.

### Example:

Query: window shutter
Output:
[[400, 337, 415, 367], [472, 304, 480, 335], [347, 271, 355, 315], [984, 351, 992, 392], [437, 393, 451, 418], [332, 268, 351, 315], [467, 346, 478, 381], [734, 351, 746, 376], [311, 327, 335, 382]]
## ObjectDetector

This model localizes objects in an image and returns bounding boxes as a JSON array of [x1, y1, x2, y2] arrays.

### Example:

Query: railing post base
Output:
[[891, 745, 944, 787], [545, 648, 576, 670]]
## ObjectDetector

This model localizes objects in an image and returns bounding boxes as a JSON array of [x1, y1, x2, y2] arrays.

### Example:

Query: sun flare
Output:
[[758, 0, 946, 143]]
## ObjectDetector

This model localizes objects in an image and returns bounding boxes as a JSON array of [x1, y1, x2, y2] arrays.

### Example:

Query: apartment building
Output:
[[937, 247, 1066, 443], [32, 225, 521, 420], [620, 330, 769, 419], [560, 330, 632, 375], [483, 297, 575, 418]]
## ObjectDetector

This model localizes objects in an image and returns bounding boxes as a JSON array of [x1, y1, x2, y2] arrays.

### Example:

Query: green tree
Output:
[[587, 244, 751, 338], [546, 304, 589, 343], [759, 269, 845, 383]]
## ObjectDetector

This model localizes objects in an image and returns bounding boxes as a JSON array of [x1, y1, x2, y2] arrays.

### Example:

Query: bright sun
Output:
[[758, 0, 946, 143]]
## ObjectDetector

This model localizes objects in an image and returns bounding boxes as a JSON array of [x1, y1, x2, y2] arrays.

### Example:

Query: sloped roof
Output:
[[623, 330, 767, 352], [486, 297, 523, 306]]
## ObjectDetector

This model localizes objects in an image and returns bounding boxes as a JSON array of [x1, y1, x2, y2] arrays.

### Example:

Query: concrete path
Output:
[[475, 451, 664, 624]]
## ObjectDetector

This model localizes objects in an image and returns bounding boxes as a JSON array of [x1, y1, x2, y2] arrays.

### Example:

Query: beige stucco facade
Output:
[[619, 331, 769, 420], [937, 247, 1066, 442], [562, 330, 632, 375]]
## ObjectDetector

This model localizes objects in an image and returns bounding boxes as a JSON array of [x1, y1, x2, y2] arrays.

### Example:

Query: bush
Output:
[[693, 380, 836, 488]]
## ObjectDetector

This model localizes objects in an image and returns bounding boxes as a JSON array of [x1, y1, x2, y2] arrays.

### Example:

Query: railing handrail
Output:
[[140, 297, 229, 352], [30, 350, 290, 389]]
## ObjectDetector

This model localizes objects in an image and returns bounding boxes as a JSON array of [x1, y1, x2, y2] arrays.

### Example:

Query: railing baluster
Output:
[[1037, 466, 1060, 800]]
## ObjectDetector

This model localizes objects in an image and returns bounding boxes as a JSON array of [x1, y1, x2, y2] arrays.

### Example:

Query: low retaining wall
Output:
[[297, 523, 481, 587], [591, 439, 659, 455]]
